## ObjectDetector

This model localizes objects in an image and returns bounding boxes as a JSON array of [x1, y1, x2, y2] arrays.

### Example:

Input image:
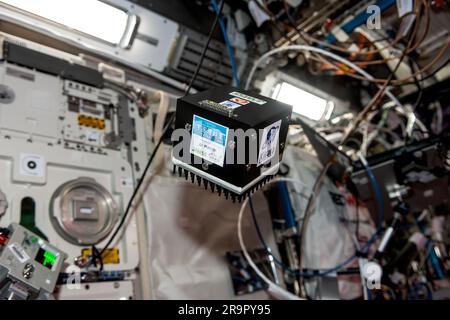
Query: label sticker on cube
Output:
[[190, 115, 229, 166], [258, 120, 281, 166], [230, 97, 250, 105], [220, 100, 241, 109], [230, 91, 266, 105]]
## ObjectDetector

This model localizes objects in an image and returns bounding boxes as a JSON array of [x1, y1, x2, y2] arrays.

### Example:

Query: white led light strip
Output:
[[1, 0, 129, 44]]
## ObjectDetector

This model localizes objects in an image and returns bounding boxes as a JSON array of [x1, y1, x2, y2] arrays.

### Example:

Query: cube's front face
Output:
[[172, 87, 292, 199]]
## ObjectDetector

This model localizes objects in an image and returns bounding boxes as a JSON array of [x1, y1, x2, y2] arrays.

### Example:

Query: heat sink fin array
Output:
[[172, 165, 274, 203]]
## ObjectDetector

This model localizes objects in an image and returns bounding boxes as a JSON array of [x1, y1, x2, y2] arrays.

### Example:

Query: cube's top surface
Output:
[[179, 86, 292, 127]]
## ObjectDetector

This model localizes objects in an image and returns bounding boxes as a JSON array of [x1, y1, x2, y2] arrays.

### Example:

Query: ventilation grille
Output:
[[165, 27, 235, 90]]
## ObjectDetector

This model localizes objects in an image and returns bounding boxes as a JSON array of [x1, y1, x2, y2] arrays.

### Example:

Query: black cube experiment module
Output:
[[172, 86, 292, 201]]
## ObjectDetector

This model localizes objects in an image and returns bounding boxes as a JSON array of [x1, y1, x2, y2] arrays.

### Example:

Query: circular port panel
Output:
[[50, 177, 119, 245]]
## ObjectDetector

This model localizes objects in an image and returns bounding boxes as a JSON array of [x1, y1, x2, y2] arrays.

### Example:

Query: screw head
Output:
[[185, 123, 192, 131], [74, 255, 89, 268], [23, 263, 35, 279], [228, 141, 236, 149], [202, 162, 209, 171]]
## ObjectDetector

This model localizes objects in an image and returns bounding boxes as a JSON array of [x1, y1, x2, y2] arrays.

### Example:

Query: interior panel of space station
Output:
[[0, 0, 449, 302]]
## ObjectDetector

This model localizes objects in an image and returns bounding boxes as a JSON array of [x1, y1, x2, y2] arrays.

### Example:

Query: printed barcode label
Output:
[[8, 243, 30, 263]]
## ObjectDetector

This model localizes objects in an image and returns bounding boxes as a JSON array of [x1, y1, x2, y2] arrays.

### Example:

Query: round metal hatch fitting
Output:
[[0, 188, 7, 217], [50, 177, 119, 246], [0, 84, 15, 104]]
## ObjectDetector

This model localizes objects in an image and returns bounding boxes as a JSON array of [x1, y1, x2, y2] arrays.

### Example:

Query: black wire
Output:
[[248, 194, 298, 276], [91, 245, 104, 271], [93, 0, 226, 264], [249, 195, 271, 253], [185, 0, 225, 95], [97, 114, 174, 258]]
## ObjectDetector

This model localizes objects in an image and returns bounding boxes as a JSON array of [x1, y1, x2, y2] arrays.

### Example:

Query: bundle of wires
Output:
[[292, 5, 423, 296], [237, 177, 380, 300], [242, 0, 442, 298], [261, 0, 448, 85]]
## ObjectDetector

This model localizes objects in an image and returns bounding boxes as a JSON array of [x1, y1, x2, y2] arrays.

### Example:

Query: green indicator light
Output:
[[42, 250, 57, 268]]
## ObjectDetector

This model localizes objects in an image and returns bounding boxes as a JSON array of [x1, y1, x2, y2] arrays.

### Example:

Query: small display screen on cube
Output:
[[35, 247, 57, 270]]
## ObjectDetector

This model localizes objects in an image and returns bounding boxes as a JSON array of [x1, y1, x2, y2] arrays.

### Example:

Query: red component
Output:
[[324, 18, 333, 31], [432, 0, 445, 7], [0, 234, 8, 246]]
